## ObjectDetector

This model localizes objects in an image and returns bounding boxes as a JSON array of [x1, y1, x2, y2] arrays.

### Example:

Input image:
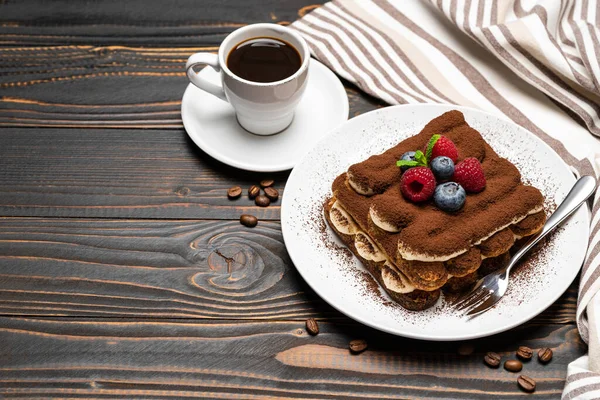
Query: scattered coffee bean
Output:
[[239, 214, 258, 228], [504, 359, 523, 372], [248, 185, 260, 199], [517, 346, 533, 360], [349, 339, 368, 354], [227, 186, 242, 200], [260, 179, 274, 188], [264, 187, 279, 201], [538, 347, 553, 363], [517, 375, 536, 393], [255, 195, 270, 207], [305, 318, 319, 336], [484, 352, 501, 368]]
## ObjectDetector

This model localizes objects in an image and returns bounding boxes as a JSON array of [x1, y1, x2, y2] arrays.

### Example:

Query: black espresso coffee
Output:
[[227, 37, 302, 83]]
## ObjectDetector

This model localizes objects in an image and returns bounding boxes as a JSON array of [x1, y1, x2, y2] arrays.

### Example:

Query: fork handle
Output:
[[507, 176, 597, 272]]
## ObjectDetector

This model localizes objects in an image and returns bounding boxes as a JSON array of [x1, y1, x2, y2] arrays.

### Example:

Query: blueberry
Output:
[[434, 182, 466, 212], [430, 156, 455, 181], [400, 151, 416, 172]]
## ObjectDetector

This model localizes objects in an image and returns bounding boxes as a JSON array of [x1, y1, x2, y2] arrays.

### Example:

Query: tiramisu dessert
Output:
[[324, 110, 546, 310]]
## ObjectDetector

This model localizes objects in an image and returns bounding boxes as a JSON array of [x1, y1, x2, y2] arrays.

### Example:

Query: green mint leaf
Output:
[[396, 160, 419, 167], [425, 134, 441, 162], [396, 150, 428, 169], [414, 150, 427, 166]]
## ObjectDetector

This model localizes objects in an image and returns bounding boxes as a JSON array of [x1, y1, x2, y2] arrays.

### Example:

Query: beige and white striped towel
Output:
[[292, 1, 600, 398]]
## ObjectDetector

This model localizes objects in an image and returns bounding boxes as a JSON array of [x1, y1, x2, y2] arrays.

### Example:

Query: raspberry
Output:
[[452, 157, 486, 193], [426, 136, 458, 163], [400, 167, 436, 203]]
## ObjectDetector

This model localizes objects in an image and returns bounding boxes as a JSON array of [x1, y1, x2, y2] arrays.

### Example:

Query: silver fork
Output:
[[454, 175, 597, 318]]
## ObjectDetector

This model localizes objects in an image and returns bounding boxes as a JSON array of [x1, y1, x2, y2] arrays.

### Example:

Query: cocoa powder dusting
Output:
[[334, 111, 545, 259]]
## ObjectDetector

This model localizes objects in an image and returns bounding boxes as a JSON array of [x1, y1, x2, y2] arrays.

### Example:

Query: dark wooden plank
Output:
[[0, 1, 325, 46], [0, 127, 291, 219], [0, 317, 585, 399], [0, 14, 386, 219], [0, 46, 384, 219], [0, 218, 325, 319], [0, 217, 577, 324], [0, 79, 378, 220], [0, 46, 384, 128]]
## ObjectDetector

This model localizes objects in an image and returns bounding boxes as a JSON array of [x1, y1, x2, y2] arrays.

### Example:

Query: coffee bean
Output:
[[239, 214, 258, 228], [255, 195, 270, 207], [517, 375, 536, 393], [538, 347, 553, 363], [248, 185, 260, 199], [260, 179, 274, 188], [517, 346, 533, 360], [349, 339, 368, 354], [305, 318, 319, 336], [484, 352, 501, 368], [227, 186, 242, 199], [504, 359, 523, 372], [264, 187, 279, 201]]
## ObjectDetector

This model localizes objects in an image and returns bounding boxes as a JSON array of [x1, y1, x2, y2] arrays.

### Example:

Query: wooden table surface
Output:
[[0, 1, 586, 399]]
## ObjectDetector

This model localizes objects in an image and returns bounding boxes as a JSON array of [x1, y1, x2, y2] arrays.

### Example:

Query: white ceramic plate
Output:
[[181, 58, 348, 172], [281, 104, 589, 341]]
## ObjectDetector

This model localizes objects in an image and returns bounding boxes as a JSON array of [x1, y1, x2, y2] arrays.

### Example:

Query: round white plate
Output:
[[281, 104, 590, 341], [181, 58, 349, 172]]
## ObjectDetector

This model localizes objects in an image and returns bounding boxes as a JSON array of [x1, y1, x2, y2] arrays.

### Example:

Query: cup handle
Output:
[[185, 53, 228, 102]]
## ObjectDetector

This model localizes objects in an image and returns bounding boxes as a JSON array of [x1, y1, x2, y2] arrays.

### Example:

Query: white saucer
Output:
[[181, 58, 349, 172]]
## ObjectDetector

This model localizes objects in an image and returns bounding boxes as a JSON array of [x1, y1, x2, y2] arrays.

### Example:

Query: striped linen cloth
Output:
[[291, 1, 600, 398]]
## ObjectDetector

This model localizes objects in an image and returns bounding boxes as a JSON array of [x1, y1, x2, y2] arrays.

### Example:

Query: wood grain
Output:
[[0, 0, 586, 397], [0, 127, 292, 219], [0, 217, 578, 324], [0, 45, 383, 219], [0, 46, 384, 129], [0, 1, 324, 45], [0, 218, 325, 319], [0, 7, 385, 221], [0, 317, 585, 399]]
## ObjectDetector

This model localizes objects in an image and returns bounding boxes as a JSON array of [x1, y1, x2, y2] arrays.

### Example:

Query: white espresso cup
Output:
[[186, 23, 310, 135]]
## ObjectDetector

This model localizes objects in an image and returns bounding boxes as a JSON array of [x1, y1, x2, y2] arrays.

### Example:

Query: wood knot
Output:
[[175, 186, 190, 196], [195, 243, 275, 293], [208, 247, 246, 275], [189, 226, 286, 297]]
